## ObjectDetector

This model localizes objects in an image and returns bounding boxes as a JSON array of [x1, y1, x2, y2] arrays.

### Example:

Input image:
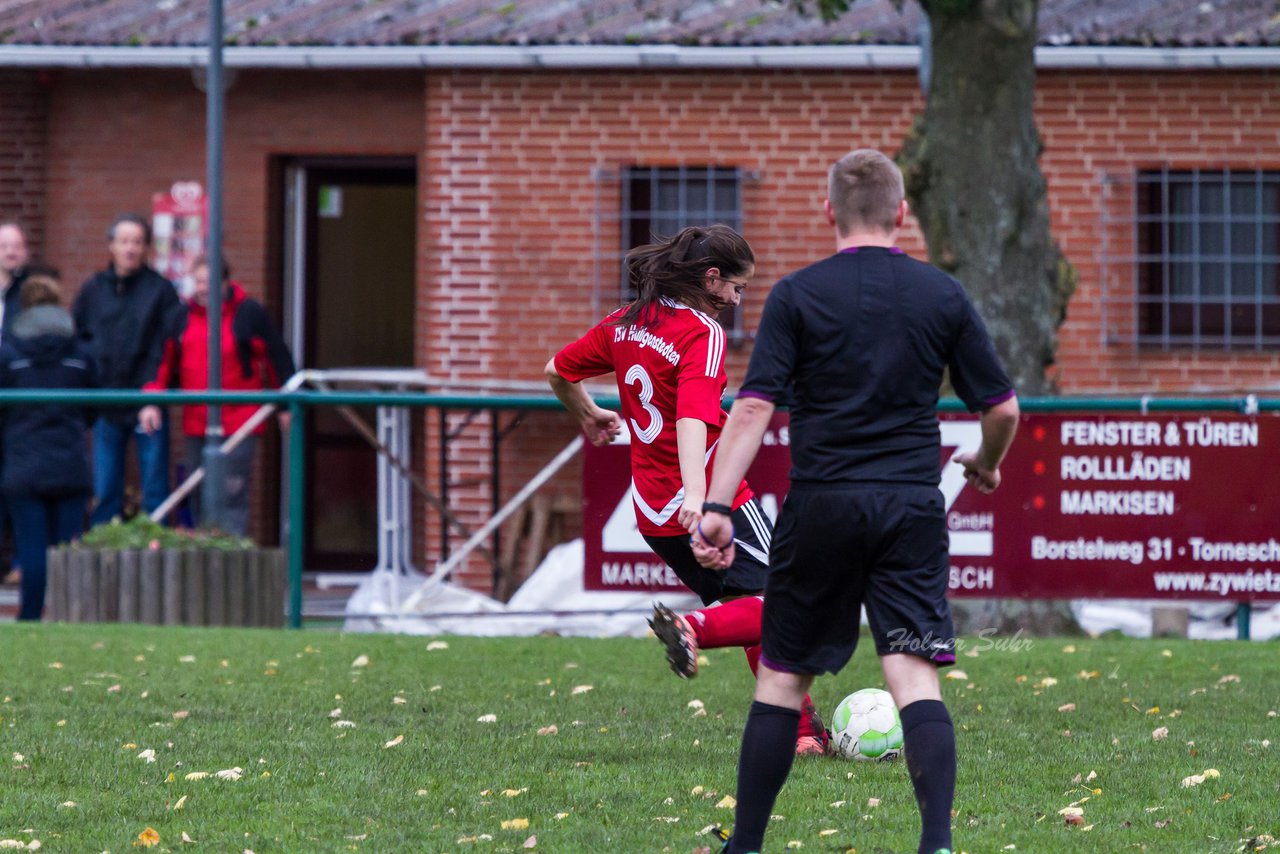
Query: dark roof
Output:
[[2, 0, 1277, 48]]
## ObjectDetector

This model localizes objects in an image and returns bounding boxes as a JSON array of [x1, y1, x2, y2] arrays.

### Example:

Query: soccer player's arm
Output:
[[697, 283, 796, 562], [948, 299, 1020, 494], [674, 321, 727, 531], [546, 324, 622, 447]]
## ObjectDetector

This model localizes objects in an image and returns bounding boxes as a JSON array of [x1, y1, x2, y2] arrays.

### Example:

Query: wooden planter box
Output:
[[45, 547, 287, 628]]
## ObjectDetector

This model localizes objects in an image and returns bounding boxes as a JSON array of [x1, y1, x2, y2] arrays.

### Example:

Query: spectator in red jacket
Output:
[[139, 256, 295, 537]]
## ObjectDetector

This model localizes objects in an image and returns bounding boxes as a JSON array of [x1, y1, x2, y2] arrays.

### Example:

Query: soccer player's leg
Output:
[[719, 489, 865, 852], [863, 485, 955, 854]]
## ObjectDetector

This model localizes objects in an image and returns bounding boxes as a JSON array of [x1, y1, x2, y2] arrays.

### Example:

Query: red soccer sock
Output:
[[683, 595, 763, 649]]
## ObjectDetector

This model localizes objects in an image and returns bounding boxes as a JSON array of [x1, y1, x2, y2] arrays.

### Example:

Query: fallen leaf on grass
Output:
[[523, 836, 537, 849], [108, 684, 121, 693], [1037, 677, 1059, 689], [500, 818, 529, 830], [536, 725, 557, 736], [215, 767, 243, 781], [332, 720, 356, 729], [867, 798, 881, 807], [687, 700, 705, 710], [393, 696, 407, 705], [477, 714, 497, 723], [173, 795, 187, 810], [48, 662, 63, 670], [1218, 674, 1240, 684], [172, 710, 190, 720], [1152, 727, 1170, 740], [137, 749, 157, 763], [185, 772, 209, 781], [178, 655, 196, 664], [570, 685, 593, 695], [181, 832, 194, 844], [501, 788, 527, 797], [1181, 774, 1205, 788], [384, 735, 404, 749], [426, 641, 449, 651], [1058, 807, 1084, 817], [134, 827, 160, 848], [1058, 704, 1077, 713], [716, 796, 736, 809], [818, 829, 838, 837], [351, 655, 370, 668], [944, 670, 968, 681], [1154, 820, 1172, 828]]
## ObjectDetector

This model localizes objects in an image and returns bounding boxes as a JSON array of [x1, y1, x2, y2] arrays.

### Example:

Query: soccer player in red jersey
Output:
[[546, 225, 827, 756]]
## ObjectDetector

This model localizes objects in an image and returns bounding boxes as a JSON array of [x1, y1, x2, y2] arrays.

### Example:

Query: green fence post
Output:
[[288, 398, 305, 629], [1237, 602, 1251, 641]]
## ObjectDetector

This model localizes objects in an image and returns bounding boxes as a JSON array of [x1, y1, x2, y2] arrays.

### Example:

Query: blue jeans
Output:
[[90, 415, 171, 526], [8, 493, 87, 620]]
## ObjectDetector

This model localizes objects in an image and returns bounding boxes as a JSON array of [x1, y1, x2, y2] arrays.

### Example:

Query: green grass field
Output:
[[0, 623, 1276, 853]]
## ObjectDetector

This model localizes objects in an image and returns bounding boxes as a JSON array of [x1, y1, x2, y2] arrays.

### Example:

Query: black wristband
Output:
[[701, 501, 733, 516]]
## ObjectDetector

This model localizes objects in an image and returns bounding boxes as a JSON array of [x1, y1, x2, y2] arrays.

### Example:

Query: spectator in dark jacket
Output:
[[140, 255, 295, 536], [0, 275, 97, 620], [72, 214, 181, 525]]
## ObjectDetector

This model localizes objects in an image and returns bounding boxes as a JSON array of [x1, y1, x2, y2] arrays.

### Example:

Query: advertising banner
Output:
[[151, 181, 207, 295], [582, 412, 1280, 601]]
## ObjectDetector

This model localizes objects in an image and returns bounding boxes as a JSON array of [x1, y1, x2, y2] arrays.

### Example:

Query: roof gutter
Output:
[[2, 44, 1279, 70]]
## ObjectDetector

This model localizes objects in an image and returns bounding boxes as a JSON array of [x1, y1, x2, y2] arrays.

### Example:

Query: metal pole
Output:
[[288, 397, 305, 628], [201, 0, 226, 529]]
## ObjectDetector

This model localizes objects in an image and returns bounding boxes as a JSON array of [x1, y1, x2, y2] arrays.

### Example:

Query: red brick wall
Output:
[[0, 70, 50, 258], [1038, 70, 1280, 392]]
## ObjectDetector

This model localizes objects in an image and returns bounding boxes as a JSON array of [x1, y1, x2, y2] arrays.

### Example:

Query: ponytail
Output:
[[613, 224, 754, 330]]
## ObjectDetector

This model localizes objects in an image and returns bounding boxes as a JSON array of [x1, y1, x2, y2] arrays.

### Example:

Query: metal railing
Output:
[[1, 388, 1278, 630]]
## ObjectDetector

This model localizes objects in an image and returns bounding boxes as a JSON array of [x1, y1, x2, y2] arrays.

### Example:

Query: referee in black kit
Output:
[[694, 149, 1020, 854]]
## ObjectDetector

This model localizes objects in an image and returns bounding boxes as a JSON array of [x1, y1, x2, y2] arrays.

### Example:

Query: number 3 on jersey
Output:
[[625, 363, 663, 444]]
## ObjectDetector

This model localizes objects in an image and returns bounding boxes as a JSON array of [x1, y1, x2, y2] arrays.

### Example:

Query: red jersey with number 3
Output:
[[555, 298, 752, 537]]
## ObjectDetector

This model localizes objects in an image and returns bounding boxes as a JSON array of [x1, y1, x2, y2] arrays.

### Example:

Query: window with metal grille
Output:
[[1133, 169, 1280, 349], [593, 165, 749, 342]]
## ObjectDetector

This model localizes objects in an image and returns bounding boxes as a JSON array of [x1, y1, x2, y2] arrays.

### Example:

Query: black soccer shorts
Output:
[[759, 483, 956, 675], [643, 496, 774, 606]]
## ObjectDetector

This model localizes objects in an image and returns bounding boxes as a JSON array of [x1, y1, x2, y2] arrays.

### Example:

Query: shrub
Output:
[[78, 516, 253, 551]]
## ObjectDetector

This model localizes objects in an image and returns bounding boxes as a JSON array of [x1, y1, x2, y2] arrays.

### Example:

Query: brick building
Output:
[[1, 0, 1278, 594]]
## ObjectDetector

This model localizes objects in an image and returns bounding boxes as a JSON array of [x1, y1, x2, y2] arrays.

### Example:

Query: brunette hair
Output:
[[614, 224, 753, 329], [20, 274, 62, 309]]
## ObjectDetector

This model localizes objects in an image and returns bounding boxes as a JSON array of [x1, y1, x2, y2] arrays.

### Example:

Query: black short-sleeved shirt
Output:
[[740, 246, 1014, 487]]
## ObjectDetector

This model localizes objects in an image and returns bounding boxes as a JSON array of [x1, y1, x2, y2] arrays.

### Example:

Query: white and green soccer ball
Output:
[[831, 688, 903, 761]]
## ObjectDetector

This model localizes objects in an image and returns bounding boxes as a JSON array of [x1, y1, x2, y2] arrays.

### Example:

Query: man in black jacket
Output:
[[73, 214, 181, 526]]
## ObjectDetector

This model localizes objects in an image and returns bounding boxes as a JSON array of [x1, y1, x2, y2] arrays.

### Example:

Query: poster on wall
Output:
[[581, 412, 1280, 602], [151, 181, 207, 297]]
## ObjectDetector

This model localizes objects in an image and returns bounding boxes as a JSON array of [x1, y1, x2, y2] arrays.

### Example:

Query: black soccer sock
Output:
[[900, 699, 957, 854], [726, 701, 801, 853]]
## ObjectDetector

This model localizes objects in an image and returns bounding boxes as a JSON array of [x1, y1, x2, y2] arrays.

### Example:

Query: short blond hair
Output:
[[827, 149, 905, 235], [20, 274, 62, 309]]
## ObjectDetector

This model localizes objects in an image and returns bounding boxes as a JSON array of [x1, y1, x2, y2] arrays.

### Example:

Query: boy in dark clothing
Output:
[[0, 275, 97, 620]]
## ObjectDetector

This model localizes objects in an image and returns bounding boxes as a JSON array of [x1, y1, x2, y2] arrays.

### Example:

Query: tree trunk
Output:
[[899, 0, 1076, 395]]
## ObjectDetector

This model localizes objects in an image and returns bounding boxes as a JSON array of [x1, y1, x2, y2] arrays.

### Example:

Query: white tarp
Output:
[[1071, 598, 1280, 640], [343, 539, 701, 637]]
